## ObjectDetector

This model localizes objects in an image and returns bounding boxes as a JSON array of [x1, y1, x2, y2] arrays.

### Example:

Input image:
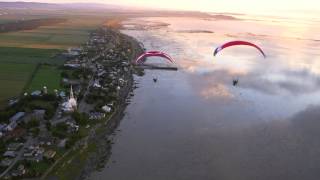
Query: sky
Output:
[[2, 0, 320, 17]]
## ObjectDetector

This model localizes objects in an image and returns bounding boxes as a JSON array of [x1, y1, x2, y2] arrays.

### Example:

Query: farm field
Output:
[[0, 63, 36, 105], [0, 14, 107, 107], [0, 16, 106, 49], [0, 47, 64, 106], [0, 47, 60, 64], [0, 19, 13, 24], [27, 65, 63, 93]]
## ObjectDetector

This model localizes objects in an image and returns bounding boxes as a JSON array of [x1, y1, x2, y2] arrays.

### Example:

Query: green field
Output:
[[0, 14, 107, 107], [0, 47, 64, 106], [0, 19, 13, 24], [0, 63, 36, 104], [0, 16, 106, 49], [27, 65, 63, 93], [0, 47, 61, 64]]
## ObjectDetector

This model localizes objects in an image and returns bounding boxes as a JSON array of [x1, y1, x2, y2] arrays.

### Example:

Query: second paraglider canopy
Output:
[[213, 40, 266, 58], [134, 51, 178, 71]]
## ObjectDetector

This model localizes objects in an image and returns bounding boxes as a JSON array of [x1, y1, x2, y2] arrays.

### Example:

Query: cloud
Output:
[[186, 66, 320, 99], [200, 84, 234, 99]]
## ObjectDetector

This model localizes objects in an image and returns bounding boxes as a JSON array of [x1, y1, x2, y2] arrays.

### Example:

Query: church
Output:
[[62, 86, 77, 112]]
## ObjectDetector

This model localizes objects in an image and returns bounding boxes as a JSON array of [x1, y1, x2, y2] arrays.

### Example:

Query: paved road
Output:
[[78, 61, 97, 113]]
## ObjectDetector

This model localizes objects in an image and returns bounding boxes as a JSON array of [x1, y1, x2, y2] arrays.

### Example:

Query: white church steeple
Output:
[[70, 85, 74, 99], [62, 85, 77, 112]]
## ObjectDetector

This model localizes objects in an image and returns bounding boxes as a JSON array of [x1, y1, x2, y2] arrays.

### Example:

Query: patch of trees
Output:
[[0, 18, 67, 33], [0, 140, 6, 155], [65, 133, 84, 149], [26, 118, 40, 129], [19, 159, 52, 178], [51, 122, 68, 139], [6, 94, 59, 120], [61, 67, 92, 81], [30, 128, 40, 137], [72, 111, 89, 126], [85, 89, 117, 105], [23, 99, 57, 120], [0, 109, 17, 124]]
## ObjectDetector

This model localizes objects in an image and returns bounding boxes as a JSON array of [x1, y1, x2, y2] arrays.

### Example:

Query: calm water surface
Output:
[[88, 15, 320, 180]]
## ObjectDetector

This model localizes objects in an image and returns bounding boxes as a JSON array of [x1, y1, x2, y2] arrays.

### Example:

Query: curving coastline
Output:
[[78, 30, 144, 180], [40, 25, 145, 180]]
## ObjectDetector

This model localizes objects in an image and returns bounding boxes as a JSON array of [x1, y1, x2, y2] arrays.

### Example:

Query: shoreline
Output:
[[42, 26, 144, 180], [78, 29, 144, 180], [78, 70, 134, 180]]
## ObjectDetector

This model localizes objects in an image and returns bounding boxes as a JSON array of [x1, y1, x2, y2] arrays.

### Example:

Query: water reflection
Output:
[[88, 15, 320, 180]]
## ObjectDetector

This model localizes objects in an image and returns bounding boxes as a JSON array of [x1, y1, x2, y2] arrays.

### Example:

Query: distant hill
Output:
[[0, 2, 59, 8], [62, 3, 126, 9], [0, 1, 237, 19], [211, 15, 240, 20], [0, 1, 127, 10]]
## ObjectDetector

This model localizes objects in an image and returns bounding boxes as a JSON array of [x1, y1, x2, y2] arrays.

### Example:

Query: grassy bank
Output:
[[49, 143, 98, 180]]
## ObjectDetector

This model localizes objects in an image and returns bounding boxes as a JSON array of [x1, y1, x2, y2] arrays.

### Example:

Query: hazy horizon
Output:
[[1, 0, 319, 18]]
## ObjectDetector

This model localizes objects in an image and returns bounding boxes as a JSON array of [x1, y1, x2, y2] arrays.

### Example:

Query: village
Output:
[[0, 28, 141, 179]]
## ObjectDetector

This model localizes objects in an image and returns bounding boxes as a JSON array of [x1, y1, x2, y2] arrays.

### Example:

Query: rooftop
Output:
[[9, 112, 25, 123]]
